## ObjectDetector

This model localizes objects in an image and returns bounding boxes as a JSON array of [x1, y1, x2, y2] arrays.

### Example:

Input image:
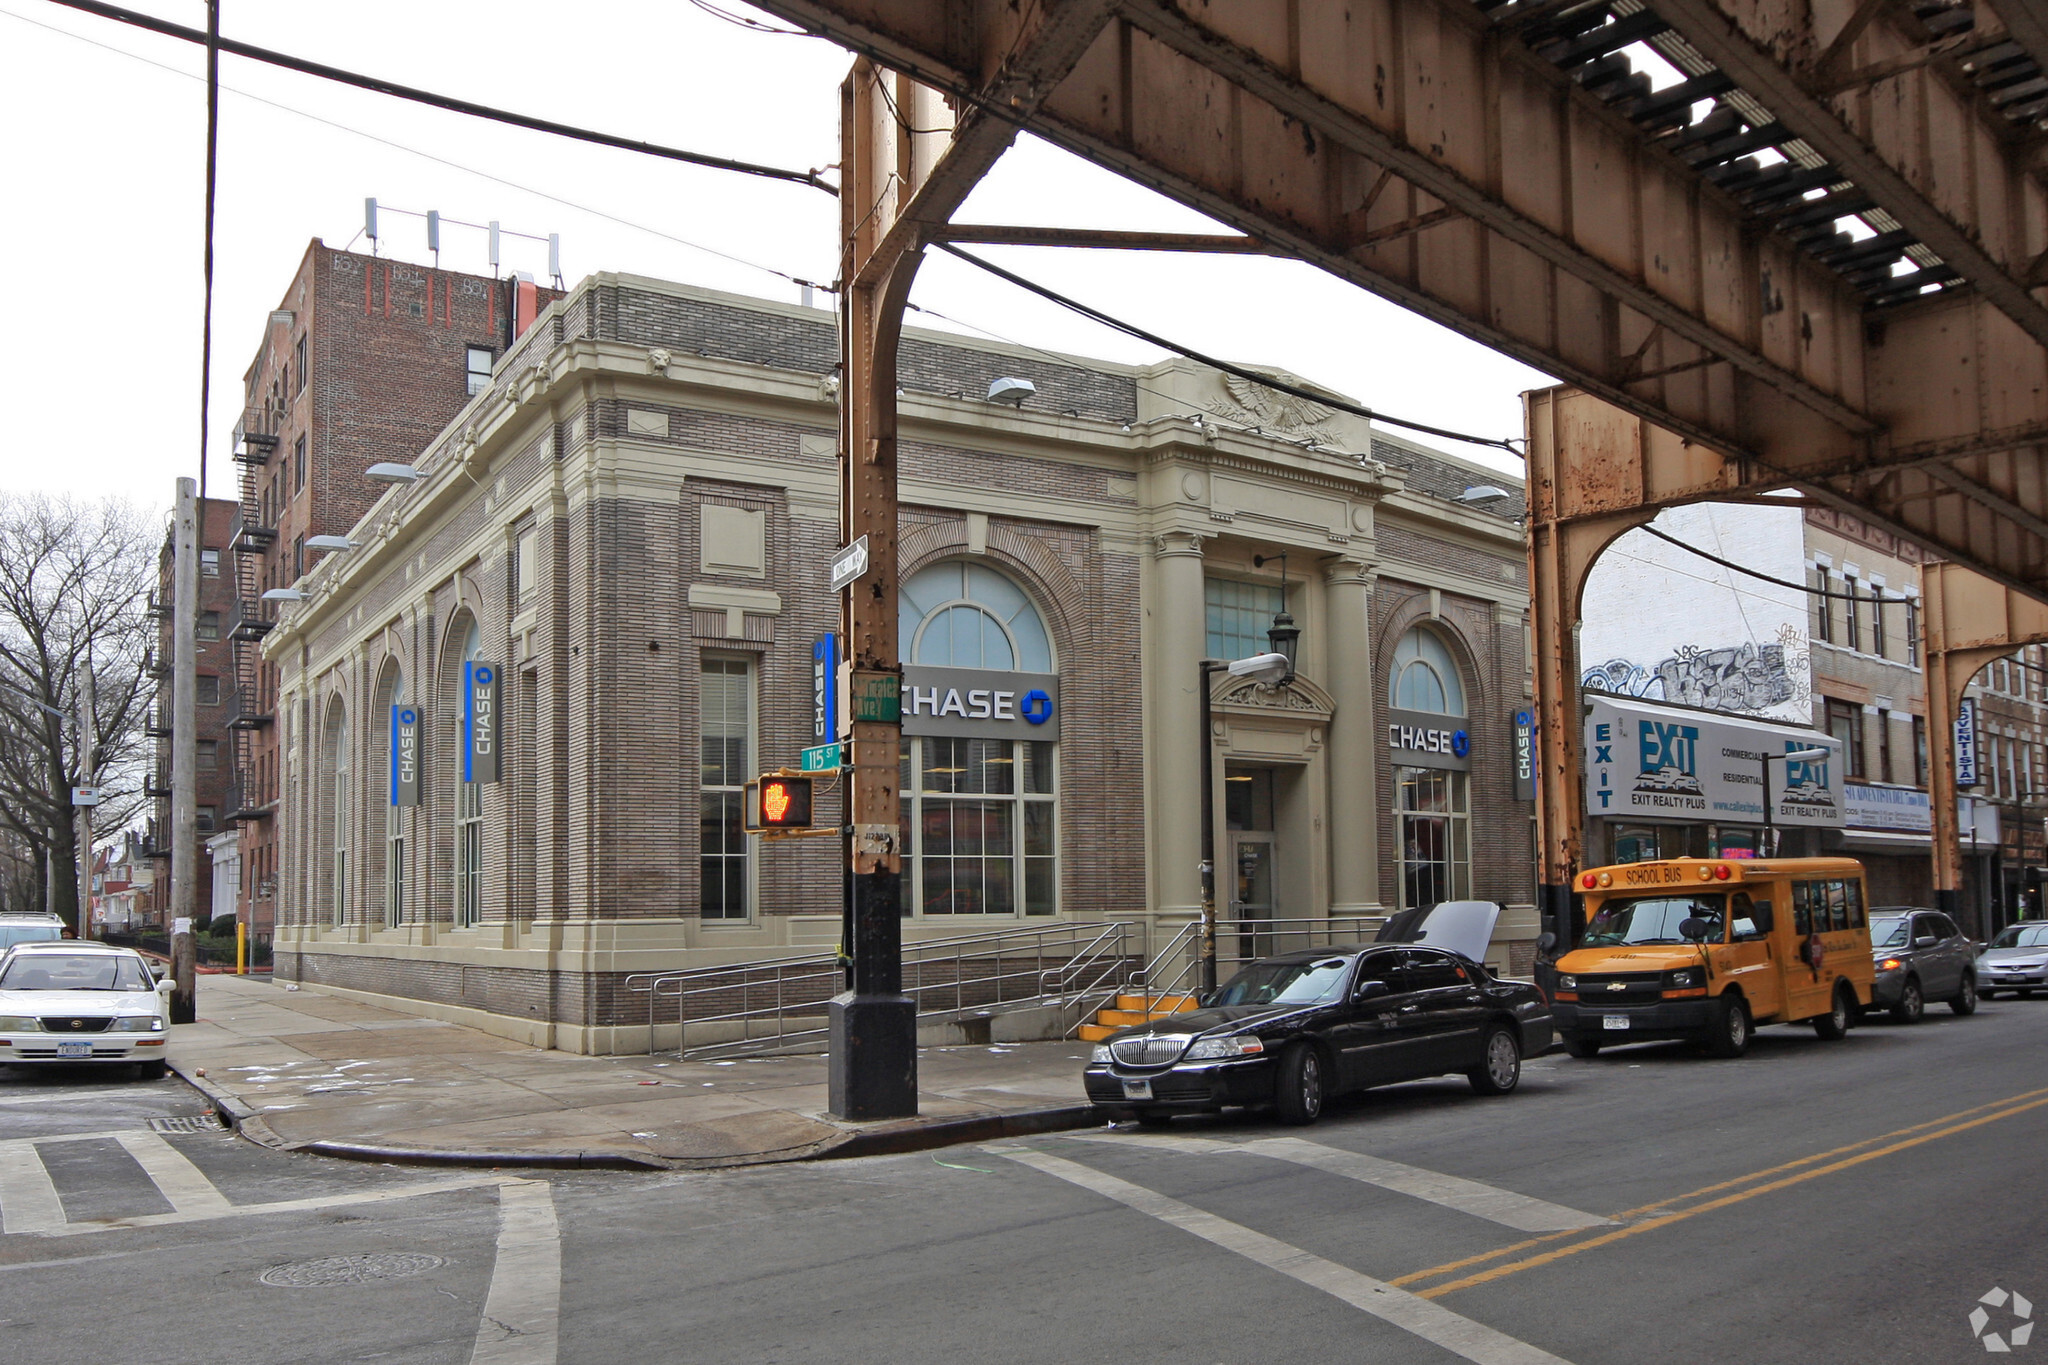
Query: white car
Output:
[[0, 942, 174, 1077]]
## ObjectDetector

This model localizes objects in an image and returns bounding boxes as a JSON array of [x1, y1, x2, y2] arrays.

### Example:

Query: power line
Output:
[[1637, 523, 1908, 604], [933, 241, 1524, 455], [43, 0, 838, 195]]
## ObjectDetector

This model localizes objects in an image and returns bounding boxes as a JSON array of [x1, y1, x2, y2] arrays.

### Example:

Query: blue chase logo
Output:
[[1020, 689, 1054, 726]]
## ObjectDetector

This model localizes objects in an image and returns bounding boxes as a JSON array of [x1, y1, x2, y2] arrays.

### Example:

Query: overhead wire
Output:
[[1638, 523, 1907, 604], [42, 0, 839, 194]]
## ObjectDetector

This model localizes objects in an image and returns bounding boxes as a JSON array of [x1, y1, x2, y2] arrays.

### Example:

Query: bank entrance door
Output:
[[1225, 767, 1277, 966]]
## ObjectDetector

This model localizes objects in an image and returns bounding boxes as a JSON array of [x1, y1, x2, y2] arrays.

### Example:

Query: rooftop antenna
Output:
[[489, 220, 501, 277], [426, 209, 441, 268], [548, 233, 564, 290], [364, 197, 379, 256]]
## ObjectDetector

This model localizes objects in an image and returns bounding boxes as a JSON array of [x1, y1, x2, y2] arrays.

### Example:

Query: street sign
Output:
[[829, 535, 869, 593], [1956, 697, 1981, 787], [800, 743, 843, 772], [849, 672, 901, 724]]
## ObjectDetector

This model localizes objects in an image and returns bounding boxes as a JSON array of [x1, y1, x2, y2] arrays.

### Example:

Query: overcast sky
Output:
[[0, 0, 1551, 512]]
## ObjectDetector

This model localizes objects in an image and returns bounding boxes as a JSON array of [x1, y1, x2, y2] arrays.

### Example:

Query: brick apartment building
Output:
[[220, 240, 555, 946], [260, 270, 1534, 1054], [144, 495, 237, 926]]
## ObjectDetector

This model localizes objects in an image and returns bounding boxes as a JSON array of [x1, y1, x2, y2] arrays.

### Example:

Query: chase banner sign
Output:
[[900, 665, 1059, 742], [389, 704, 421, 807], [464, 661, 503, 784], [1584, 695, 1842, 828], [1385, 707, 1470, 772]]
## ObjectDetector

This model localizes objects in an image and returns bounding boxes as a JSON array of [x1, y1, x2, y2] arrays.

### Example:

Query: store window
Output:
[[902, 738, 1057, 915], [1390, 626, 1468, 715], [1396, 767, 1469, 912], [1613, 826, 1666, 863], [700, 658, 750, 920], [1204, 578, 1282, 662], [898, 562, 1059, 916]]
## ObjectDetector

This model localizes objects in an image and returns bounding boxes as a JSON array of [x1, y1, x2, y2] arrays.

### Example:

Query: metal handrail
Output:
[[1142, 915, 1390, 1004], [626, 919, 1146, 1059]]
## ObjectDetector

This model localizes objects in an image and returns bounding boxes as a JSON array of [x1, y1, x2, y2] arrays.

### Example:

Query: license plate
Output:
[[1602, 1015, 1631, 1031], [1121, 1079, 1153, 1100], [56, 1041, 91, 1058]]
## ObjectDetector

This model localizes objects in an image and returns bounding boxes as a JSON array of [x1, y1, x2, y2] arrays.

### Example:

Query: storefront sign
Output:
[[1955, 697, 1981, 787], [390, 704, 421, 807], [1385, 707, 1470, 772], [463, 661, 502, 784], [1513, 710, 1536, 801], [1844, 783, 1931, 833], [1584, 695, 1843, 828], [812, 634, 838, 742], [901, 665, 1059, 742]]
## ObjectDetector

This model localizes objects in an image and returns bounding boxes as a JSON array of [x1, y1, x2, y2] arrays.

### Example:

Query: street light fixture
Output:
[[366, 463, 422, 484], [260, 588, 306, 603], [1198, 651, 1293, 992], [304, 535, 359, 552], [1760, 746, 1832, 856]]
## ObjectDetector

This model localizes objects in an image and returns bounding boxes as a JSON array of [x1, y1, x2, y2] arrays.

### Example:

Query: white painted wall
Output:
[[1579, 502, 1811, 724]]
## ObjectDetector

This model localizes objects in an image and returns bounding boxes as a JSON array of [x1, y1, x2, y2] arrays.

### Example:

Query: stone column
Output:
[[1325, 555, 1382, 916], [1151, 531, 1208, 920]]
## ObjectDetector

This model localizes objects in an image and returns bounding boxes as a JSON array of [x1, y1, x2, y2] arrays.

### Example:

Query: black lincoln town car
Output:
[[1083, 945, 1553, 1125]]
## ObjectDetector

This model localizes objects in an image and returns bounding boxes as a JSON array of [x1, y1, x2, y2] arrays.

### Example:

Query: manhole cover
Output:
[[148, 1115, 224, 1134], [260, 1254, 446, 1288]]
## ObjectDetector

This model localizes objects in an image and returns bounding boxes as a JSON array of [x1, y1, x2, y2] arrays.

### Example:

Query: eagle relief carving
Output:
[[1207, 370, 1346, 445]]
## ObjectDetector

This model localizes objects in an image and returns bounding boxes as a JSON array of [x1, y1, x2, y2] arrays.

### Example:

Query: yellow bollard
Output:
[[236, 920, 246, 975]]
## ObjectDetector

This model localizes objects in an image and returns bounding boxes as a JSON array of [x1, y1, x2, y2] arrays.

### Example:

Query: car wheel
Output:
[[1133, 1108, 1174, 1128], [1273, 1043, 1325, 1126], [1704, 994, 1751, 1058], [1561, 1036, 1602, 1059], [135, 1060, 168, 1080], [1890, 976, 1925, 1024], [1468, 1026, 1522, 1095], [1951, 974, 1979, 1016], [1813, 986, 1852, 1041]]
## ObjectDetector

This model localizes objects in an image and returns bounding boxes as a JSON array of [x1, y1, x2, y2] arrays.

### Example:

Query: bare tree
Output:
[[0, 493, 158, 922]]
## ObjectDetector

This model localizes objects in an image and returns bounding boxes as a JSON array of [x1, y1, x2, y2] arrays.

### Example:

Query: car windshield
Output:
[[0, 953, 150, 991], [1210, 957, 1353, 1007], [0, 923, 61, 949], [1584, 894, 1725, 945], [1870, 917, 1910, 948], [1991, 923, 2048, 949]]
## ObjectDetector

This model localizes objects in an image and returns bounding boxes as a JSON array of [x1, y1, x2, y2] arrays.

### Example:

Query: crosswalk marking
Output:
[[1068, 1131, 1612, 1233], [45, 1174, 516, 1238], [0, 1141, 66, 1234], [112, 1131, 232, 1217], [1006, 1149, 1572, 1365]]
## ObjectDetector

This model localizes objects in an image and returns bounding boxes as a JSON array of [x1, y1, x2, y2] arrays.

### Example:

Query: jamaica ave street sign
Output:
[[829, 535, 869, 593]]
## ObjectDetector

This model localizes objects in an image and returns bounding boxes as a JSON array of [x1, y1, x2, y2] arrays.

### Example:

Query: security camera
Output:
[[987, 376, 1036, 407]]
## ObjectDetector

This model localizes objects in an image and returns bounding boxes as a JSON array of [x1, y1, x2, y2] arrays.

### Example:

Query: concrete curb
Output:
[[172, 1051, 1101, 1173]]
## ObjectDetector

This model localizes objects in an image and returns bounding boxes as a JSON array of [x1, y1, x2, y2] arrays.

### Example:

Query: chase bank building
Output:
[[266, 269, 1534, 1052]]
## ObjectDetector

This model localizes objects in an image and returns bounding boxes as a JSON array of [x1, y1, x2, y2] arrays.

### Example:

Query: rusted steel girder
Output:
[[757, 0, 2048, 600], [1921, 561, 2048, 937]]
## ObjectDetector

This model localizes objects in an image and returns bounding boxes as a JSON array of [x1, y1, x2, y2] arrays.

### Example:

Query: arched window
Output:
[[1391, 626, 1467, 715], [321, 698, 349, 929], [900, 563, 1053, 672]]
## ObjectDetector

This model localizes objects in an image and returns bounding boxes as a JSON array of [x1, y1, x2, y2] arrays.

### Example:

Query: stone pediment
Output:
[[1212, 672, 1337, 721]]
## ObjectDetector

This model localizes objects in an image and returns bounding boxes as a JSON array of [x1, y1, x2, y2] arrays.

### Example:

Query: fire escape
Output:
[[224, 406, 279, 828]]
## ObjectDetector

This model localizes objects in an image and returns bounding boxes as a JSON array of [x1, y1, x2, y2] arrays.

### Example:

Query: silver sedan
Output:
[[1977, 922, 2048, 999]]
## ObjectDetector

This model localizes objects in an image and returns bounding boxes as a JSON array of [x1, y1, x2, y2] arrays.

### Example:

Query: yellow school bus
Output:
[[1551, 857, 1876, 1059]]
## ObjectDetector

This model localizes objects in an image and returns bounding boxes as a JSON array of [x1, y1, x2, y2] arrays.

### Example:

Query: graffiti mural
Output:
[[1583, 626, 1811, 718]]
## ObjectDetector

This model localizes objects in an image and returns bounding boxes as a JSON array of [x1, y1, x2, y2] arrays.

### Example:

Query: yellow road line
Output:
[[1416, 1092, 2048, 1300], [1391, 1083, 2048, 1291]]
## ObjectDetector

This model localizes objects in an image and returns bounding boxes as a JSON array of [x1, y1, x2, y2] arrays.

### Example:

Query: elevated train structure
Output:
[[748, 0, 2048, 983]]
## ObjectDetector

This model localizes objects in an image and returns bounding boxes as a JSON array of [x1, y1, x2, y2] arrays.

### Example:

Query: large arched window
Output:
[[321, 698, 349, 929], [1390, 626, 1467, 715], [900, 562, 1053, 672], [896, 562, 1057, 916]]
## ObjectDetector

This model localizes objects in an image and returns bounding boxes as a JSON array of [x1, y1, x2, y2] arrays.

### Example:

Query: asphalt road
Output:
[[4, 997, 2046, 1364]]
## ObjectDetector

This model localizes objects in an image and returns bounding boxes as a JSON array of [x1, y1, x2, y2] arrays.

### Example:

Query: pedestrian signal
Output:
[[744, 775, 815, 832]]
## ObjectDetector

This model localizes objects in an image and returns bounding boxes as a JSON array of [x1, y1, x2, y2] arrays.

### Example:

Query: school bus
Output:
[[1550, 857, 1876, 1059]]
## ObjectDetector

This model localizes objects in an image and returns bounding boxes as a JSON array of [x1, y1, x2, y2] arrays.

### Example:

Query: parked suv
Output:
[[0, 913, 67, 953], [1868, 908, 1979, 1022]]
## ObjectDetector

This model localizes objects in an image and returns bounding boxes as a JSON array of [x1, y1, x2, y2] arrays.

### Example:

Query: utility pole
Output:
[[170, 479, 199, 1023], [74, 656, 95, 940]]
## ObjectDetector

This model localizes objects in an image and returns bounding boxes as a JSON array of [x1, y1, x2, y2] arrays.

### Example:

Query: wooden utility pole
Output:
[[170, 479, 199, 1022], [74, 657, 95, 940]]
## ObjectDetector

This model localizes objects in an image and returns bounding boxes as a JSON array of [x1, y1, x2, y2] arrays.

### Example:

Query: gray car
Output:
[[1868, 908, 1979, 1022], [1977, 921, 2048, 999]]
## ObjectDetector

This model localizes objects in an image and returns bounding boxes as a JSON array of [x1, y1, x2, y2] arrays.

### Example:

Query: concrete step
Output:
[[1094, 1008, 1190, 1028], [1115, 994, 1197, 1013], [1077, 1023, 1120, 1042]]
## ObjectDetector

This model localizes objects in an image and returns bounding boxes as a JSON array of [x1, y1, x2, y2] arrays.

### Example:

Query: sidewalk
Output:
[[169, 975, 1102, 1170]]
